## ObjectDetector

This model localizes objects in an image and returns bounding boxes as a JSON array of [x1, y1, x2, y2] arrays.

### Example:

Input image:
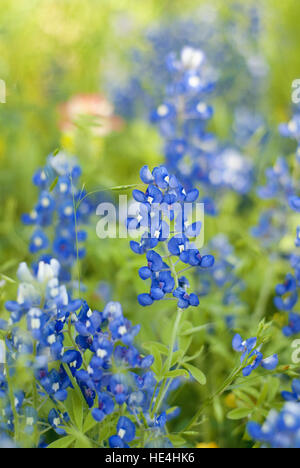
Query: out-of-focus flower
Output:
[[248, 402, 300, 448], [196, 442, 219, 448], [59, 93, 123, 137]]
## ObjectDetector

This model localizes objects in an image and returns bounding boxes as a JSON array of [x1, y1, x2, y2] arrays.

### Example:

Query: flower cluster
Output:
[[21, 151, 95, 283], [111, 5, 267, 128], [247, 380, 300, 448], [128, 165, 214, 308], [257, 110, 300, 337], [232, 334, 278, 377], [0, 257, 177, 447], [149, 45, 255, 214], [109, 10, 265, 206]]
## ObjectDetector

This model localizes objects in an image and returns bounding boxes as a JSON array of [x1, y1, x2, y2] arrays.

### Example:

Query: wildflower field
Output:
[[1, 0, 300, 450]]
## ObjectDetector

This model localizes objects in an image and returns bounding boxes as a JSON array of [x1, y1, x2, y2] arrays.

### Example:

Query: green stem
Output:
[[253, 262, 274, 323], [70, 175, 81, 298], [62, 363, 88, 409], [163, 243, 179, 288], [150, 244, 182, 417], [67, 318, 87, 369], [32, 342, 39, 446], [152, 307, 182, 417], [5, 361, 19, 443], [183, 364, 243, 432]]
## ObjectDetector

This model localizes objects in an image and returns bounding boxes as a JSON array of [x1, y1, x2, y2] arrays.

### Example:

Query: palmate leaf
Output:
[[71, 390, 83, 430], [65, 426, 92, 448], [83, 411, 98, 434]]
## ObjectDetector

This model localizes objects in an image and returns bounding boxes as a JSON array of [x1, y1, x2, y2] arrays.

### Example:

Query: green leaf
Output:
[[227, 408, 252, 420], [165, 369, 189, 379], [168, 434, 186, 447], [110, 184, 139, 191], [256, 381, 270, 407], [267, 377, 280, 402], [234, 390, 255, 408], [213, 396, 224, 423], [170, 349, 184, 367], [65, 427, 92, 448], [0, 273, 15, 284], [183, 346, 204, 363], [83, 411, 98, 434], [146, 344, 162, 377], [47, 436, 75, 449], [71, 390, 83, 430], [181, 324, 212, 336], [183, 431, 201, 436], [49, 176, 59, 192], [183, 363, 206, 385], [143, 341, 169, 356]]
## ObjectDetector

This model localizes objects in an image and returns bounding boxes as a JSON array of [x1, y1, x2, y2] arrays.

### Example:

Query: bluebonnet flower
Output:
[[21, 151, 95, 284], [251, 209, 287, 248], [129, 165, 214, 308], [3, 262, 174, 447], [257, 157, 293, 200], [48, 409, 69, 436], [24, 407, 38, 435], [110, 6, 267, 124], [109, 416, 136, 448], [29, 229, 49, 254], [91, 392, 114, 422], [208, 148, 254, 195], [108, 10, 267, 210], [38, 368, 69, 402], [282, 379, 300, 402], [283, 312, 300, 337], [232, 334, 278, 377], [274, 273, 298, 311], [248, 402, 300, 448]]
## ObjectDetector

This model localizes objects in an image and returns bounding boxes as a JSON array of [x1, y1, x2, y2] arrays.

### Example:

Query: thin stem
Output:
[[70, 175, 81, 298], [75, 184, 142, 210], [5, 361, 19, 443], [177, 266, 194, 275], [183, 364, 243, 432], [152, 307, 182, 417], [163, 242, 179, 288], [67, 318, 87, 369], [253, 262, 274, 323], [62, 363, 88, 409], [32, 342, 39, 446]]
